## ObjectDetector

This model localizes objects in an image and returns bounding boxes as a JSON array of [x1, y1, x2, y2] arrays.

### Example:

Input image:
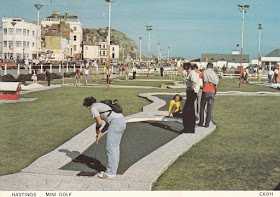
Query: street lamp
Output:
[[237, 4, 250, 87], [139, 36, 142, 64], [146, 25, 152, 76], [105, 0, 115, 91], [157, 42, 160, 64], [11, 22, 16, 60], [168, 46, 170, 62], [34, 4, 43, 61], [258, 24, 263, 70]]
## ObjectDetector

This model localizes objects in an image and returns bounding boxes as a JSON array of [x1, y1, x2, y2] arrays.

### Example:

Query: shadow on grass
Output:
[[59, 149, 106, 177]]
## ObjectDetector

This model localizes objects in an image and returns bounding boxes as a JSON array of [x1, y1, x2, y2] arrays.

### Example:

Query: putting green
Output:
[[60, 121, 183, 176]]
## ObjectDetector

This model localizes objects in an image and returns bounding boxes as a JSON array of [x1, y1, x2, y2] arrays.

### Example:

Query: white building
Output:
[[0, 17, 37, 60], [84, 41, 119, 61], [41, 11, 82, 57]]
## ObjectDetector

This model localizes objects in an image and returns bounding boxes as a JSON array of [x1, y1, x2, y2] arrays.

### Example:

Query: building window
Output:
[[74, 27, 77, 31], [112, 47, 115, 51], [23, 29, 27, 36], [27, 30, 29, 36], [23, 41, 27, 48], [33, 31, 35, 37], [73, 45, 76, 51], [27, 42, 29, 48], [16, 29, 22, 35], [8, 28, 14, 35], [103, 51, 105, 56], [4, 41, 7, 47], [3, 28, 7, 35], [16, 41, 22, 47], [74, 36, 77, 41], [85, 47, 88, 50], [100, 51, 102, 55], [112, 53, 115, 58], [32, 42, 35, 47], [8, 41, 13, 48]]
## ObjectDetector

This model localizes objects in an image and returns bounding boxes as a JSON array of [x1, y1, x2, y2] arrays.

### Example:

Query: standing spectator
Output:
[[121, 64, 125, 75], [125, 64, 130, 80], [257, 67, 263, 84], [198, 62, 219, 128], [181, 63, 199, 133], [132, 66, 137, 80], [182, 65, 188, 84], [160, 66, 164, 77], [83, 97, 126, 179], [195, 69, 204, 121], [274, 65, 279, 83], [245, 67, 250, 84], [75, 69, 81, 87], [45, 70, 51, 86], [268, 69, 274, 83], [84, 66, 89, 85], [31, 70, 37, 83], [222, 65, 227, 74]]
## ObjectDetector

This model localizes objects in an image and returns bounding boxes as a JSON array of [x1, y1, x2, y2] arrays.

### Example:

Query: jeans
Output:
[[195, 89, 202, 119], [199, 92, 215, 127], [106, 117, 126, 175], [183, 90, 197, 131]]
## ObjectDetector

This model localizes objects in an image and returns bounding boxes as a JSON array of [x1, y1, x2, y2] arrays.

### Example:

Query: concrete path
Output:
[[0, 86, 217, 191]]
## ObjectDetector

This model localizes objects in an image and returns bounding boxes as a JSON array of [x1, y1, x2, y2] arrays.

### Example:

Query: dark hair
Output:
[[183, 62, 192, 70], [83, 97, 96, 107], [207, 62, 214, 69], [192, 64, 198, 70], [173, 94, 182, 101]]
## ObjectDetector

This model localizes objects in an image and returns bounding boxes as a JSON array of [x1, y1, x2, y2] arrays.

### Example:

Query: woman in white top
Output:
[[84, 67, 89, 85]]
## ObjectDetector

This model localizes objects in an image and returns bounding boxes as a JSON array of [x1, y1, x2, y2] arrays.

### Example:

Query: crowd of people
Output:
[[168, 62, 219, 133]]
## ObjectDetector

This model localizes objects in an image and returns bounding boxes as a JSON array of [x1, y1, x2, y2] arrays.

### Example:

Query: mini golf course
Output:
[[60, 120, 183, 176]]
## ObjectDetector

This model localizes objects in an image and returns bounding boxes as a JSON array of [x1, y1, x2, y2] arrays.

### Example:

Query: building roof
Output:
[[265, 49, 280, 57], [201, 53, 250, 63], [0, 82, 21, 91]]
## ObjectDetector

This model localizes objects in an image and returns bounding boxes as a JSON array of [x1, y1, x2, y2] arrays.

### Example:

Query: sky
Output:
[[0, 0, 279, 60]]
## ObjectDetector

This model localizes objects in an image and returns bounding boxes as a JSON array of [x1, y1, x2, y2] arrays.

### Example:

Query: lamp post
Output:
[[146, 25, 152, 76], [168, 46, 170, 62], [157, 42, 160, 64], [34, 4, 43, 61], [105, 0, 115, 91], [11, 22, 16, 60], [258, 24, 263, 70], [238, 4, 250, 87], [139, 36, 142, 64]]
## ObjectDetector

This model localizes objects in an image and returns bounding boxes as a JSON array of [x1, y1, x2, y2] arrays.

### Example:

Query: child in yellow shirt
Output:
[[168, 94, 183, 118]]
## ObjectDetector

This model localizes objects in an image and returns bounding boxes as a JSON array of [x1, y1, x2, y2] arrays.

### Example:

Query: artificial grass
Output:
[[60, 121, 182, 175], [152, 95, 280, 190], [0, 86, 184, 176]]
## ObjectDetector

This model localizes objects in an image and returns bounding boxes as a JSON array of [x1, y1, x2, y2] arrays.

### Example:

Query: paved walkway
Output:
[[0, 85, 216, 191]]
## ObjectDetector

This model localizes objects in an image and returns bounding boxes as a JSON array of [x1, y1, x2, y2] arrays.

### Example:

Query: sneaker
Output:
[[97, 171, 115, 179]]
